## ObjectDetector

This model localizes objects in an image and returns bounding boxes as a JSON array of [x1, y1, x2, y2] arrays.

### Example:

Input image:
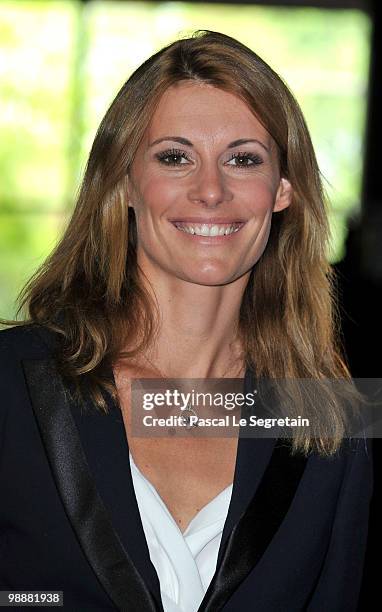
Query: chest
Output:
[[114, 366, 239, 532], [129, 437, 238, 532]]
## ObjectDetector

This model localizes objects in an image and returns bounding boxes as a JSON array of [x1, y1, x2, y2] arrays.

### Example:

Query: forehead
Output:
[[145, 81, 271, 145]]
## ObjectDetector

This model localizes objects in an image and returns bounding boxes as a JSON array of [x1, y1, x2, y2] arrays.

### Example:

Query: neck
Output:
[[136, 263, 250, 379]]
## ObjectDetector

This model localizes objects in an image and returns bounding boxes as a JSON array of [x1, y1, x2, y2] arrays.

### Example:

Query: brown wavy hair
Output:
[[2, 30, 360, 455]]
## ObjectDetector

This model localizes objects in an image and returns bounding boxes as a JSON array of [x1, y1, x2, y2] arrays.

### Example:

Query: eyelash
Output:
[[227, 151, 264, 168], [155, 148, 264, 168], [155, 148, 191, 166]]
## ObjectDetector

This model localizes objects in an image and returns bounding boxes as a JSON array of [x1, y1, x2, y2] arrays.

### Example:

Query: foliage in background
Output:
[[0, 0, 371, 318]]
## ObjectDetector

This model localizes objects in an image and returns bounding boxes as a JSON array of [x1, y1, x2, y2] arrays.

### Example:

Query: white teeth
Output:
[[174, 223, 242, 237]]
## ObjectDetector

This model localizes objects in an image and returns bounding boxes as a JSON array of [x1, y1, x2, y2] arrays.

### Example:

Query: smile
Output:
[[172, 222, 244, 237]]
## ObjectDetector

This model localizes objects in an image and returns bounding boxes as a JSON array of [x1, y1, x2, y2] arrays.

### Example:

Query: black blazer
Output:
[[0, 324, 373, 611]]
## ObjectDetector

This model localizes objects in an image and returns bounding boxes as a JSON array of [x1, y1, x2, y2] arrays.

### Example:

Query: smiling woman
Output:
[[127, 82, 292, 288], [0, 30, 372, 612]]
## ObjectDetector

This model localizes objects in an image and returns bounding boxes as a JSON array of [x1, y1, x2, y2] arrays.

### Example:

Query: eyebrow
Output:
[[149, 136, 269, 153]]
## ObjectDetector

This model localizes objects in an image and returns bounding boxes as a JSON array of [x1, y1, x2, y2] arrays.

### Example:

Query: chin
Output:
[[179, 268, 238, 287]]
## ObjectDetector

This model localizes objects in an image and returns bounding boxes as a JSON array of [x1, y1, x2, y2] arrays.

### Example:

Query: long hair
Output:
[[2, 30, 360, 455]]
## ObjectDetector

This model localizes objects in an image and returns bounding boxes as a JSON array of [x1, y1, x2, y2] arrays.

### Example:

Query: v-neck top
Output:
[[129, 451, 233, 612]]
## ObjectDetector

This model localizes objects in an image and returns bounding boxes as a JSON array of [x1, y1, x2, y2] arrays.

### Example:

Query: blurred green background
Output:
[[0, 1, 371, 319]]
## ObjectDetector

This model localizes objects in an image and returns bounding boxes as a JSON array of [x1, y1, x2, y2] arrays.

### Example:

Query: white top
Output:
[[129, 452, 233, 612]]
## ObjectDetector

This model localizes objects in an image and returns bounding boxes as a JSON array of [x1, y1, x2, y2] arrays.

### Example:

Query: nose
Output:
[[187, 161, 233, 208]]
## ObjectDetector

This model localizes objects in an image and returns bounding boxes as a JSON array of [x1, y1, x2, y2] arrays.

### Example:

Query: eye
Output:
[[155, 148, 191, 166], [226, 151, 264, 168]]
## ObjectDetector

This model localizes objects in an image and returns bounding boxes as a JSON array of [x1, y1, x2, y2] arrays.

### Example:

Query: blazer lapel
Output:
[[198, 368, 308, 611], [217, 366, 278, 560], [22, 357, 163, 612]]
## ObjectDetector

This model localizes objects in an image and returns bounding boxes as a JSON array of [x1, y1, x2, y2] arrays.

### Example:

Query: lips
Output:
[[168, 217, 245, 224], [173, 222, 243, 237], [171, 217, 245, 244]]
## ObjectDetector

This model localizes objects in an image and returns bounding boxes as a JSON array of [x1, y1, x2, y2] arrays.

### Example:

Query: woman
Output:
[[0, 30, 372, 611]]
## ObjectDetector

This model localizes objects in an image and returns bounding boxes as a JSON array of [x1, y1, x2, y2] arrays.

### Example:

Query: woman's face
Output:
[[127, 81, 292, 286]]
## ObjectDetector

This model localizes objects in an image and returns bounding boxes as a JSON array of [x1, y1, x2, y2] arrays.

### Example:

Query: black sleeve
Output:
[[306, 437, 373, 612]]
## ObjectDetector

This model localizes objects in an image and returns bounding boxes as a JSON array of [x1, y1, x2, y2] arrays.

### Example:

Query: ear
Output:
[[273, 177, 293, 213], [125, 176, 135, 209]]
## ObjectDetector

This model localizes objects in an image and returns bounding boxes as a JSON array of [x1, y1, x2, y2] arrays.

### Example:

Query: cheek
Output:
[[134, 175, 180, 216], [241, 179, 277, 214], [132, 173, 278, 222]]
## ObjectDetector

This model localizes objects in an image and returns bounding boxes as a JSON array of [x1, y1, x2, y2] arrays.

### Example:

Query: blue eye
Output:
[[155, 148, 191, 166], [226, 152, 263, 168]]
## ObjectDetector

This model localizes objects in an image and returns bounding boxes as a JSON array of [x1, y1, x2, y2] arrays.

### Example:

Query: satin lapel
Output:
[[22, 358, 162, 612], [217, 367, 277, 561], [199, 369, 308, 612], [68, 376, 163, 607]]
